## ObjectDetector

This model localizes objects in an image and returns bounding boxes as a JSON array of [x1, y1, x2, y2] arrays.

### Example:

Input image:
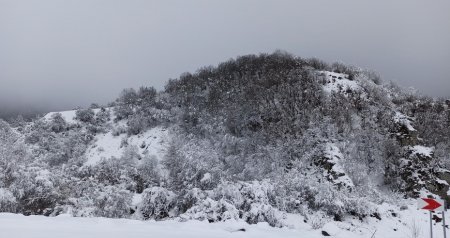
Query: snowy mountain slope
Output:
[[2, 52, 450, 237]]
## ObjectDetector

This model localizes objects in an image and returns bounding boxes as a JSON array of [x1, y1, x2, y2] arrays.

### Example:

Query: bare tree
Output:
[[406, 218, 422, 238]]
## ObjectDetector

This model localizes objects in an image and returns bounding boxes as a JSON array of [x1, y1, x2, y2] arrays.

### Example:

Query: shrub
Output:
[[70, 186, 132, 218], [93, 159, 123, 185], [75, 109, 95, 123], [183, 198, 239, 223], [10, 171, 61, 216], [127, 116, 147, 135], [136, 155, 160, 190], [139, 187, 176, 220], [112, 126, 127, 136], [50, 113, 67, 133], [0, 188, 18, 213], [92, 186, 132, 218], [95, 108, 111, 124]]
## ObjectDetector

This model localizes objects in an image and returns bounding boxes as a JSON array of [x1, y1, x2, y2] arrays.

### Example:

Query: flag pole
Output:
[[430, 211, 433, 238], [443, 210, 447, 238]]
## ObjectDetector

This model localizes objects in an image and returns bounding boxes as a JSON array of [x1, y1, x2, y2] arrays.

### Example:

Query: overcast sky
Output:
[[1, 0, 449, 116]]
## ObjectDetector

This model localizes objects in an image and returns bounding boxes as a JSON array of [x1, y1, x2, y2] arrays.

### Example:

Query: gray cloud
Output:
[[1, 0, 449, 116]]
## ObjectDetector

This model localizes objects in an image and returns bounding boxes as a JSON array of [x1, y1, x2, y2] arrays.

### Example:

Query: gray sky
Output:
[[1, 0, 449, 116]]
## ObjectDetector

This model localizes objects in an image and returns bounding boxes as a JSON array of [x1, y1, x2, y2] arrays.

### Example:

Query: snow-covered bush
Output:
[[127, 116, 147, 135], [0, 188, 17, 213], [9, 170, 61, 216], [92, 186, 132, 218], [183, 197, 239, 223], [122, 145, 141, 163], [139, 187, 176, 220], [112, 126, 127, 136], [163, 137, 223, 191], [135, 155, 160, 191], [176, 182, 285, 227], [50, 113, 67, 133], [307, 212, 327, 229], [114, 88, 138, 121], [242, 203, 284, 227], [204, 181, 285, 227], [75, 108, 95, 123], [273, 170, 375, 221], [70, 186, 132, 218], [95, 108, 111, 124], [92, 159, 125, 186]]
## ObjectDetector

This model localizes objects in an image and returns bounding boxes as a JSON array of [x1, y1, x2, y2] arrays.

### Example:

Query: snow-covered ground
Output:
[[0, 213, 303, 238], [2, 201, 450, 238], [84, 127, 169, 166], [319, 71, 361, 94]]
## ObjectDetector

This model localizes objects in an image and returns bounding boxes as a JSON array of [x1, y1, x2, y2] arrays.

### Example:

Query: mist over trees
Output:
[[1, 52, 449, 227]]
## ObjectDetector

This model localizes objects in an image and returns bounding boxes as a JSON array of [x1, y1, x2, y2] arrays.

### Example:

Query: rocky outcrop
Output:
[[314, 144, 354, 191], [393, 112, 418, 146], [397, 146, 435, 197], [390, 112, 450, 201]]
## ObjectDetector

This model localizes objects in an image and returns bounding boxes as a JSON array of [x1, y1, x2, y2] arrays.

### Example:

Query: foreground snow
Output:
[[1, 202, 450, 238], [0, 213, 304, 238]]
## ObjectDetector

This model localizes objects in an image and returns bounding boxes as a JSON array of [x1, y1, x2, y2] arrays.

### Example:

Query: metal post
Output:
[[430, 211, 433, 238], [444, 211, 447, 238]]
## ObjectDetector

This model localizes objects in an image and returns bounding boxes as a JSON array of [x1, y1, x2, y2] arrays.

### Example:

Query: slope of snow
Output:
[[127, 127, 169, 162], [84, 126, 169, 166], [319, 71, 361, 94], [84, 132, 128, 165]]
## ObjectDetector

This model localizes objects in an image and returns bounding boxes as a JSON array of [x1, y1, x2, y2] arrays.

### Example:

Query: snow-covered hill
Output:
[[2, 52, 450, 237]]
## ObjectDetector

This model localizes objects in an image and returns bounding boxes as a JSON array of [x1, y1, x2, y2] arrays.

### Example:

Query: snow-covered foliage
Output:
[[139, 187, 176, 220], [1, 52, 450, 231]]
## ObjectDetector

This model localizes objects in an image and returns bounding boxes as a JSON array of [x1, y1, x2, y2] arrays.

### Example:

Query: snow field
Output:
[[2, 201, 450, 238]]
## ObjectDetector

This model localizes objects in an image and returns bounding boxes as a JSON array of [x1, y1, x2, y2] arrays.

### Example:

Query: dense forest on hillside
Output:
[[1, 52, 449, 227]]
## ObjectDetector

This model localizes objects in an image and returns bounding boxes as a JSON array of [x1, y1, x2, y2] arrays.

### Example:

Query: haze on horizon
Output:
[[1, 0, 449, 118]]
